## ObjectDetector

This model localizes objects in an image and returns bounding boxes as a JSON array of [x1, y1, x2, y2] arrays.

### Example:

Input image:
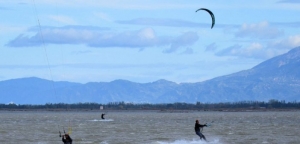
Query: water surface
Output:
[[0, 110, 299, 144]]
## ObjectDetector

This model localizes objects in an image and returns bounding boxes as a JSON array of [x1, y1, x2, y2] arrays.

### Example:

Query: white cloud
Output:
[[88, 27, 167, 48], [269, 35, 300, 49], [272, 22, 300, 28], [216, 35, 300, 60], [235, 21, 284, 39], [138, 28, 156, 39], [6, 25, 199, 53], [216, 43, 276, 59]]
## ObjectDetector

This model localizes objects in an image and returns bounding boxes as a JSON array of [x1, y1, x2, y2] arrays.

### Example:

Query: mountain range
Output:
[[1, 47, 300, 104]]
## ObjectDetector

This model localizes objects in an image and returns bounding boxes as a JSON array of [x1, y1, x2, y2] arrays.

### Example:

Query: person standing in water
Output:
[[194, 119, 207, 141], [101, 113, 105, 119], [62, 133, 72, 144]]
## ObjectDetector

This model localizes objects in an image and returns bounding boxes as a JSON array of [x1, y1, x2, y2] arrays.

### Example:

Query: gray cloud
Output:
[[205, 42, 218, 52], [6, 25, 198, 53], [0, 64, 54, 69], [6, 25, 111, 47], [272, 22, 300, 28], [116, 18, 238, 28], [7, 34, 45, 47], [163, 31, 199, 53], [180, 47, 194, 55], [216, 44, 242, 56], [117, 18, 206, 27]]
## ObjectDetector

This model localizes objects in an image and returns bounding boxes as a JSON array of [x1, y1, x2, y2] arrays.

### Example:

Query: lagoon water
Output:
[[0, 110, 299, 144]]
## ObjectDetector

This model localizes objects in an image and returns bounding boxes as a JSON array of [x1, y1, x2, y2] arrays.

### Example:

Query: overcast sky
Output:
[[0, 0, 300, 83]]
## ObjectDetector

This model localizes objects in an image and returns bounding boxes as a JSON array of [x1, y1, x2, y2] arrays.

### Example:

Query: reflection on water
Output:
[[0, 110, 300, 144]]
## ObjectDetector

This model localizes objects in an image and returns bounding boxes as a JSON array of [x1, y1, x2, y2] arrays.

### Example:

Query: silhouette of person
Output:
[[194, 119, 207, 141]]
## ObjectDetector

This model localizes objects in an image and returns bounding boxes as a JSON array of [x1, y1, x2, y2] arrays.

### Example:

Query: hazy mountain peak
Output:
[[252, 47, 300, 71], [152, 79, 175, 84], [1, 47, 300, 104]]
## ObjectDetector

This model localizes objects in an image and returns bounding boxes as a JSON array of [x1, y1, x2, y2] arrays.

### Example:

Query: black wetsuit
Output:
[[62, 136, 72, 144], [101, 114, 105, 119], [194, 123, 207, 141]]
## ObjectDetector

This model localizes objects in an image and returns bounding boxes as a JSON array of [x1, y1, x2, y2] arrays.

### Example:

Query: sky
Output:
[[0, 0, 300, 84]]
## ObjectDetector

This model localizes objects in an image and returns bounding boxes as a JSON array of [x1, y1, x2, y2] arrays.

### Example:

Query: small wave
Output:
[[87, 119, 114, 122]]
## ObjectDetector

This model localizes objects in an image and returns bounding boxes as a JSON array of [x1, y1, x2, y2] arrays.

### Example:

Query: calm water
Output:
[[0, 110, 299, 144]]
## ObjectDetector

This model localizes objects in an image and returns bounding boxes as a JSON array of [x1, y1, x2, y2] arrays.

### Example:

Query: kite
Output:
[[196, 8, 215, 29]]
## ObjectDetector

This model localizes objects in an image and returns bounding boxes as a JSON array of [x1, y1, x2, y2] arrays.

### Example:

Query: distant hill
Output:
[[188, 47, 300, 102], [1, 47, 300, 104]]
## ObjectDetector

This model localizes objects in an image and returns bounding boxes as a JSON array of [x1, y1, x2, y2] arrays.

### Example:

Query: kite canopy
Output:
[[195, 8, 215, 29]]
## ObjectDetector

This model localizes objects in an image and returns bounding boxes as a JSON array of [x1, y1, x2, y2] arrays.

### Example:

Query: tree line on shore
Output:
[[1, 99, 300, 110]]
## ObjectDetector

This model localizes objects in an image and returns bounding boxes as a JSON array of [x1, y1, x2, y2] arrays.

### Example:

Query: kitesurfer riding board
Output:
[[194, 119, 208, 141], [62, 133, 72, 144]]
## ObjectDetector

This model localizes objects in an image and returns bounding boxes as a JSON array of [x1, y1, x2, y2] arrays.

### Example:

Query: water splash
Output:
[[155, 138, 221, 144], [87, 119, 114, 122]]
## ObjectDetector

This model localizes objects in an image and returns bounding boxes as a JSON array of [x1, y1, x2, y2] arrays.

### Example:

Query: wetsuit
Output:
[[101, 113, 105, 119], [194, 123, 207, 141], [62, 136, 72, 144]]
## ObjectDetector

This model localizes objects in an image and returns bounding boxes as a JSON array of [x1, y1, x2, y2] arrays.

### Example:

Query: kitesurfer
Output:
[[194, 119, 207, 141], [62, 133, 72, 144], [101, 113, 105, 119]]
